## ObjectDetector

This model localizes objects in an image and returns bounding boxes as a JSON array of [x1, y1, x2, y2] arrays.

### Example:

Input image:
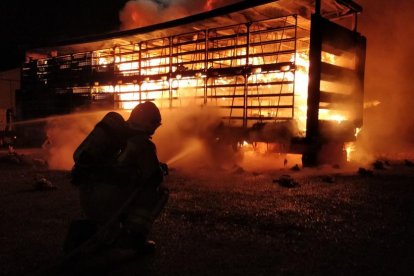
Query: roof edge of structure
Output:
[[28, 0, 277, 52], [27, 0, 362, 56]]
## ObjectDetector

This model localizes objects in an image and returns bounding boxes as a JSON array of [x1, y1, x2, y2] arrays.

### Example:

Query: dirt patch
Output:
[[1, 151, 413, 275]]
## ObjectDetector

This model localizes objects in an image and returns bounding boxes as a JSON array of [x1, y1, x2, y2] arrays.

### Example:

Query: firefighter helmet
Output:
[[128, 101, 162, 135]]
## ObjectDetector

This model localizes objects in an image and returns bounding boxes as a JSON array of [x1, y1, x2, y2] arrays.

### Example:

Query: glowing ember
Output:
[[355, 127, 362, 137], [344, 142, 356, 162], [204, 0, 216, 11]]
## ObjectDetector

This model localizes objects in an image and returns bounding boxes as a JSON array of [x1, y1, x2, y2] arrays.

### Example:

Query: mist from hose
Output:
[[41, 105, 299, 173], [42, 106, 227, 171], [165, 139, 204, 165]]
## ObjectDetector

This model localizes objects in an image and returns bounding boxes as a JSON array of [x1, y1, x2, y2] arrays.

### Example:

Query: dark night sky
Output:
[[0, 0, 127, 70], [0, 0, 224, 70]]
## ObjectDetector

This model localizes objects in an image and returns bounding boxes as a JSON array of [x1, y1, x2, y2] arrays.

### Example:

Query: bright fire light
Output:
[[344, 142, 356, 162], [95, 39, 347, 126], [93, 48, 351, 130], [88, 15, 357, 160]]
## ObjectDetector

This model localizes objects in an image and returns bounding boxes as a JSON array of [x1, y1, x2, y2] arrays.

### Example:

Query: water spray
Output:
[[11, 110, 113, 126], [166, 140, 203, 165]]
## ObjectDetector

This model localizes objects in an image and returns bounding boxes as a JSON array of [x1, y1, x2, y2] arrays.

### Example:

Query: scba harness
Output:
[[71, 112, 129, 185]]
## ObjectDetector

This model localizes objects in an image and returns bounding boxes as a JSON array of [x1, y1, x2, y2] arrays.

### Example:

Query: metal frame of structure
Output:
[[20, 0, 366, 165], [22, 15, 308, 127]]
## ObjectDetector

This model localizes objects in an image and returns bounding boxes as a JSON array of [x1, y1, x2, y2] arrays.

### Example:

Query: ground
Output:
[[1, 150, 414, 276]]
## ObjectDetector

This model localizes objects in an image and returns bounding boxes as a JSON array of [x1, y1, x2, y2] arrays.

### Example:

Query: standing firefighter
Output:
[[67, 101, 169, 254]]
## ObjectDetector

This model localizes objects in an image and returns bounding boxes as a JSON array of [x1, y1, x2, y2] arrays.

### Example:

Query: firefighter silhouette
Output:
[[67, 101, 168, 254]]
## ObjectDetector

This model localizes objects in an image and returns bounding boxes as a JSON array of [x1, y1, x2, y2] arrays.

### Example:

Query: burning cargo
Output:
[[20, 0, 365, 166]]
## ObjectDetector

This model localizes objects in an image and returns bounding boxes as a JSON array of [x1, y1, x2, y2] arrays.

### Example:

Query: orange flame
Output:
[[344, 142, 356, 162], [204, 0, 215, 11], [93, 15, 355, 142], [94, 50, 349, 130]]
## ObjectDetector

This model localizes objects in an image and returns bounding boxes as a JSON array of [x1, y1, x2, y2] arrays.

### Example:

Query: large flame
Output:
[[87, 14, 362, 166], [93, 44, 350, 134]]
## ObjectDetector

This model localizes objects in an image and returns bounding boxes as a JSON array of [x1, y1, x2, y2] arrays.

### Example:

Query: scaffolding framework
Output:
[[22, 15, 311, 129], [21, 10, 365, 146], [19, 0, 366, 165]]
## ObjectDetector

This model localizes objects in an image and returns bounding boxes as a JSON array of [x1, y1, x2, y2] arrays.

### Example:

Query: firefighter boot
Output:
[[131, 234, 156, 255], [112, 230, 156, 255]]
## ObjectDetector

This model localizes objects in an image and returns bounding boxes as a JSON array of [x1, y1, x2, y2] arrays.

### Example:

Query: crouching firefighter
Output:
[[66, 101, 169, 255]]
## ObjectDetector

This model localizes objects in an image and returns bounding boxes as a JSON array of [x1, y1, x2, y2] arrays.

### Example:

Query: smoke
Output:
[[43, 106, 235, 172], [43, 111, 112, 170], [44, 105, 299, 173], [119, 0, 242, 30], [354, 0, 414, 160], [153, 106, 235, 171]]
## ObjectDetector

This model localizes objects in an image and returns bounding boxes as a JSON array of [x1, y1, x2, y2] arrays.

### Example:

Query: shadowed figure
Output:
[[66, 101, 169, 256]]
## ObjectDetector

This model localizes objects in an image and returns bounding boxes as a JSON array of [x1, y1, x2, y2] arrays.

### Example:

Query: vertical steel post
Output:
[[315, 0, 321, 15], [354, 35, 366, 128], [113, 47, 118, 109], [243, 23, 251, 129], [292, 15, 297, 119], [354, 12, 358, 32], [204, 30, 208, 105], [169, 36, 173, 108], [138, 42, 142, 104], [306, 14, 322, 142]]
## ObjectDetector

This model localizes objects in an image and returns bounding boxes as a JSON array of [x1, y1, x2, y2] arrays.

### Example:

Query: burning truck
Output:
[[19, 0, 365, 166]]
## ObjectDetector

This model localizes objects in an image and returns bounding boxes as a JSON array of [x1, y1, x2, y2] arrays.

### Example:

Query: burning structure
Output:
[[20, 0, 365, 166]]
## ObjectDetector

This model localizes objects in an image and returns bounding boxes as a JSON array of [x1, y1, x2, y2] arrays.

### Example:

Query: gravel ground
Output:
[[1, 152, 414, 276]]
